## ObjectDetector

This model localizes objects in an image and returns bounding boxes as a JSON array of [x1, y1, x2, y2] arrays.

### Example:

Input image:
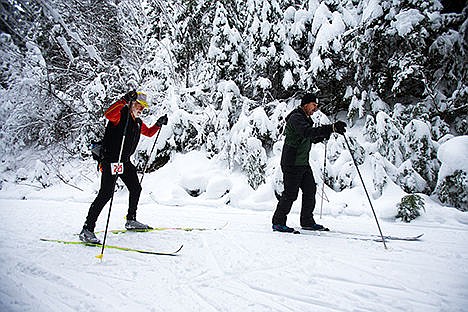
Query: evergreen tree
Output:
[[403, 119, 440, 191], [375, 111, 405, 166], [243, 0, 288, 100], [396, 160, 429, 193], [363, 115, 377, 142], [435, 170, 468, 211], [1, 0, 466, 204], [396, 194, 425, 222], [370, 153, 388, 198], [208, 2, 244, 83]]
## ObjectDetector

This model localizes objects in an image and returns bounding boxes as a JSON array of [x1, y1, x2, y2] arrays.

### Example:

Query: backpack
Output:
[[91, 140, 104, 163]]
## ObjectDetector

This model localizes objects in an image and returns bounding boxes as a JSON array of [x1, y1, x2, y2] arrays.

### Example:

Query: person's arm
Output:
[[290, 113, 333, 141], [141, 114, 168, 137], [141, 123, 161, 137]]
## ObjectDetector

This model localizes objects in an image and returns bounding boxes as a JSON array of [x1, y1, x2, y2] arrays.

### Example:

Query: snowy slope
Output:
[[1, 152, 467, 312]]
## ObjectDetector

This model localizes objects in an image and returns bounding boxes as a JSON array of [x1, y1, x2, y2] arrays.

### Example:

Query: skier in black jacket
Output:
[[272, 93, 346, 233], [79, 90, 168, 244]]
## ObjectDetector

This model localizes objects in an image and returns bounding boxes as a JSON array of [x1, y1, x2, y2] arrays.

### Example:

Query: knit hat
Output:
[[136, 92, 148, 108], [301, 93, 318, 106]]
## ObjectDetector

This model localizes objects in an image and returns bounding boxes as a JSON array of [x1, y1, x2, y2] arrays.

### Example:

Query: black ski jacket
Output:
[[102, 104, 142, 163], [281, 107, 333, 166]]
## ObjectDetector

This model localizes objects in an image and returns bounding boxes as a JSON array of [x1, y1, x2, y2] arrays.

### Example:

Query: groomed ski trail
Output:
[[1, 198, 467, 312]]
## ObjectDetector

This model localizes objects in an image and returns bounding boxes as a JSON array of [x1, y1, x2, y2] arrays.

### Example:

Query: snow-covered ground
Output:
[[1, 151, 467, 312]]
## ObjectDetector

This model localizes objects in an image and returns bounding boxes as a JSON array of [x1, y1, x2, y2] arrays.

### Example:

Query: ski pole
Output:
[[319, 140, 327, 219], [342, 134, 387, 249], [139, 124, 162, 185], [96, 104, 132, 260]]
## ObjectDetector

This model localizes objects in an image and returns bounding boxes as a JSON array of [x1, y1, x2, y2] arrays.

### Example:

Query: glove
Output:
[[333, 121, 347, 134], [123, 90, 138, 103], [156, 114, 168, 127]]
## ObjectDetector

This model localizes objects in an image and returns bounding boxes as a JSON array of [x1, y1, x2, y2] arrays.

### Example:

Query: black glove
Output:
[[156, 114, 168, 126], [123, 90, 138, 103], [333, 121, 347, 134]]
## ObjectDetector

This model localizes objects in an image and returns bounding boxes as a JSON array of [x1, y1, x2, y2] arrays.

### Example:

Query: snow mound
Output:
[[437, 135, 468, 180]]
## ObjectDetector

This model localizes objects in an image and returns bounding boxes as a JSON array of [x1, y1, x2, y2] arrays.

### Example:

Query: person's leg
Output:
[[83, 163, 115, 232], [299, 166, 317, 227], [119, 162, 142, 221], [272, 166, 303, 226]]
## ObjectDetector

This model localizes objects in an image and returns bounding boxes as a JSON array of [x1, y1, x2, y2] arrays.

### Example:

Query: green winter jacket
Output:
[[281, 107, 333, 166]]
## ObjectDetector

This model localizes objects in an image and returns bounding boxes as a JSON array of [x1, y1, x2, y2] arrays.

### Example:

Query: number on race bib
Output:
[[111, 162, 124, 175]]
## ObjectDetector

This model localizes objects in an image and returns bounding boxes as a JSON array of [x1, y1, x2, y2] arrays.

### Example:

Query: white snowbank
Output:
[[437, 135, 468, 180]]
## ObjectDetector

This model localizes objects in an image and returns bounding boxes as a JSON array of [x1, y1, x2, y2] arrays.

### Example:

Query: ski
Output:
[[332, 230, 424, 241], [94, 222, 229, 235], [273, 229, 301, 234], [300, 230, 424, 242], [40, 238, 183, 256], [273, 226, 329, 235]]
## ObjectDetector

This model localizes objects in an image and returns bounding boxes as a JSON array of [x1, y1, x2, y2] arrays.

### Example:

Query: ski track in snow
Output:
[[1, 198, 467, 312]]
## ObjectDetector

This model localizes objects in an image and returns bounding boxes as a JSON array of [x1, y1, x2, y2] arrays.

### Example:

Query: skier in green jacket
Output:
[[272, 93, 346, 233]]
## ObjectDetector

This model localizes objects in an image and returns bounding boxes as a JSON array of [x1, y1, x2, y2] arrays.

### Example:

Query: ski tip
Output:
[[175, 244, 184, 253]]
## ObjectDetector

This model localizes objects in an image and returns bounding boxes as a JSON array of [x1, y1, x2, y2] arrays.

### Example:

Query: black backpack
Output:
[[91, 140, 104, 163]]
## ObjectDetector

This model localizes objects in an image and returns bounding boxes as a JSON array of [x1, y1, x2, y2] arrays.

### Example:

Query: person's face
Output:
[[131, 101, 145, 118], [302, 101, 319, 116]]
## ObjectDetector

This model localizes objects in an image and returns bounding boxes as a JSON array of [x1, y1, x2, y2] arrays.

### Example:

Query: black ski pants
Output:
[[84, 161, 141, 231], [272, 165, 317, 227]]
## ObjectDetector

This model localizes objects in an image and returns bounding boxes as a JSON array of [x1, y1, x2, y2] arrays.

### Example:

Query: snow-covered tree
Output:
[[230, 106, 275, 189], [375, 112, 405, 166], [436, 170, 468, 211], [434, 135, 468, 211], [208, 2, 244, 83], [396, 160, 429, 194], [370, 153, 388, 198], [396, 194, 425, 223], [244, 0, 293, 100], [1, 0, 466, 199], [363, 115, 377, 142], [403, 119, 440, 191]]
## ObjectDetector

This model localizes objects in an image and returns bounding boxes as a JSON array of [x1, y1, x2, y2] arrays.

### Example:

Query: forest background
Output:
[[0, 0, 466, 210]]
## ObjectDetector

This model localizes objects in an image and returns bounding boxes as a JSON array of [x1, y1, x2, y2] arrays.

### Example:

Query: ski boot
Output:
[[272, 224, 296, 233], [79, 228, 101, 244], [301, 223, 329, 231], [125, 219, 152, 230]]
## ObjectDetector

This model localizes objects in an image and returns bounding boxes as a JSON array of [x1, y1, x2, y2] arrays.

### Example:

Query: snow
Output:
[[313, 11, 346, 53], [289, 9, 312, 38], [260, 21, 271, 40], [361, 0, 383, 25], [1, 150, 468, 312], [25, 42, 46, 67], [437, 135, 468, 180], [281, 44, 300, 66], [56, 36, 74, 62], [282, 69, 294, 89], [2, 2, 467, 307], [256, 77, 272, 90], [390, 9, 425, 36], [284, 6, 296, 22], [311, 3, 332, 36]]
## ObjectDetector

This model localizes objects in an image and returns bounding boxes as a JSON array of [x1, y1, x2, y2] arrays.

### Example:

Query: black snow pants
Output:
[[84, 161, 142, 231], [272, 165, 317, 227]]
